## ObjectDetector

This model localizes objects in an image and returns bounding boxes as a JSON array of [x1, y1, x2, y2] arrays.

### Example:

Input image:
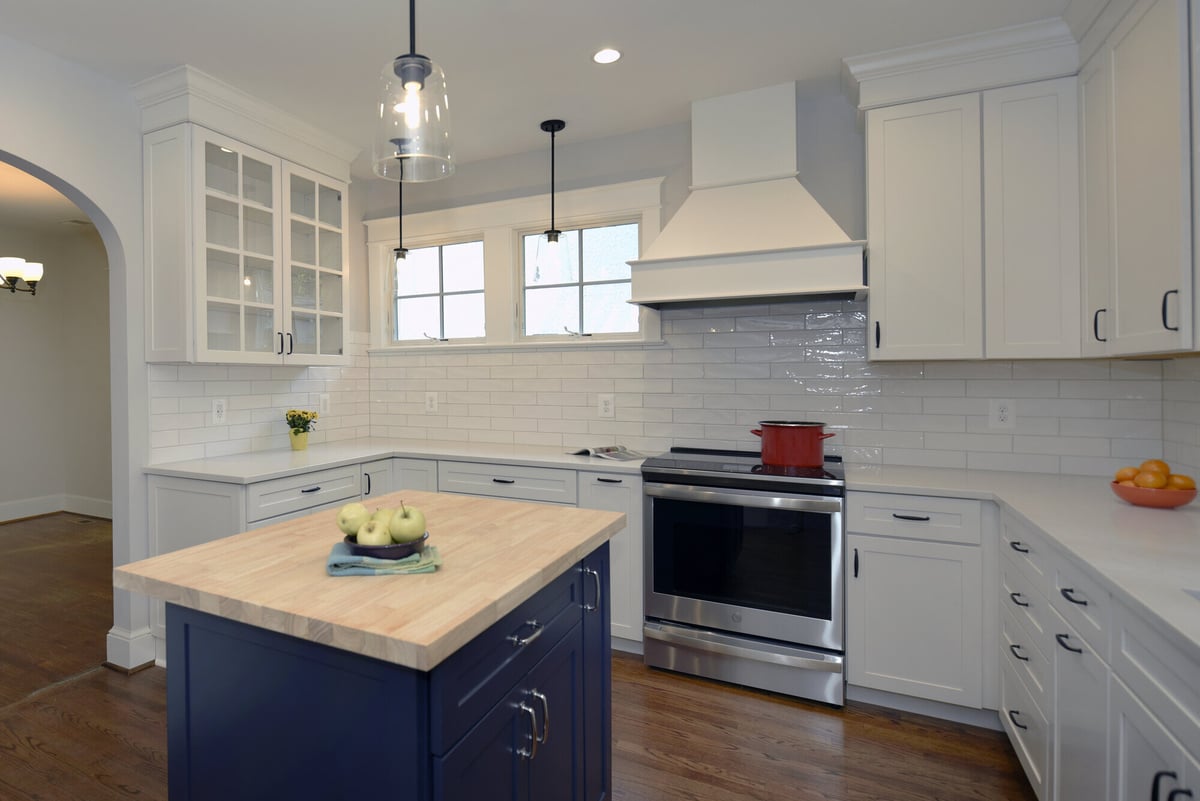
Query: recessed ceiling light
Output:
[[593, 48, 621, 65]]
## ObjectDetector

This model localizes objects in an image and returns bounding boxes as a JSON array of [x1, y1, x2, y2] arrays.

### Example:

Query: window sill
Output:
[[367, 337, 667, 356]]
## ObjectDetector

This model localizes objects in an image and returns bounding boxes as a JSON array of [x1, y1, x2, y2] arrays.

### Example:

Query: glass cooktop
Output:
[[641, 447, 844, 489]]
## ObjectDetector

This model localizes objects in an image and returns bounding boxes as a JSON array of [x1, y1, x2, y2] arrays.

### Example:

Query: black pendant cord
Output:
[[549, 128, 556, 231], [409, 0, 417, 54], [398, 176, 404, 250]]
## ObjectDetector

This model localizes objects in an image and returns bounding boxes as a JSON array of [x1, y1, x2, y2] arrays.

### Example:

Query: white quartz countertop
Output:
[[143, 438, 644, 483], [845, 463, 1200, 666]]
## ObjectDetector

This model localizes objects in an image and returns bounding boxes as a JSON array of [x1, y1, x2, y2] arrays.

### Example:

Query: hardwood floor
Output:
[[0, 513, 1034, 801]]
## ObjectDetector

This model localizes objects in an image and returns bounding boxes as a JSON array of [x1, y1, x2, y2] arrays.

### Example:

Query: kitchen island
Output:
[[114, 489, 624, 801]]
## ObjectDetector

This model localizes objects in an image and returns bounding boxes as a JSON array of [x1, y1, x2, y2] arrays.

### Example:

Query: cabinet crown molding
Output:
[[843, 18, 1079, 110], [134, 65, 358, 182]]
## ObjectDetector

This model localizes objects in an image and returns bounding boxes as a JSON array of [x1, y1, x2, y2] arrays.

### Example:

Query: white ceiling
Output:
[[0, 0, 1100, 226]]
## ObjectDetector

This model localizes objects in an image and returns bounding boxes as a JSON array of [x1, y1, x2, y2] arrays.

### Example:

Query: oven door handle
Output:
[[644, 482, 843, 513], [643, 621, 844, 673]]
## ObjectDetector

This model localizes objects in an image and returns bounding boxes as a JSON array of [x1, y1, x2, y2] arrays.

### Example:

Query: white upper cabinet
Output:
[[1082, 0, 1195, 355], [867, 94, 984, 360], [867, 78, 1080, 360]]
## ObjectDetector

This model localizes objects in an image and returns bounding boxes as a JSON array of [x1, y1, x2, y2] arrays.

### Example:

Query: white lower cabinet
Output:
[[360, 458, 393, 500], [1003, 655, 1053, 800], [577, 471, 643, 645], [393, 457, 438, 492], [1110, 677, 1200, 801], [1051, 609, 1110, 801], [845, 492, 986, 707]]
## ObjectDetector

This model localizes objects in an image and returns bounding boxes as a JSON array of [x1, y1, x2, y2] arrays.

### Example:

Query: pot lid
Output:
[[757, 420, 827, 427]]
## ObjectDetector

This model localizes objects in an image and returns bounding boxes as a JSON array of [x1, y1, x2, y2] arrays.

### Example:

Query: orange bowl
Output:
[[1111, 481, 1197, 509]]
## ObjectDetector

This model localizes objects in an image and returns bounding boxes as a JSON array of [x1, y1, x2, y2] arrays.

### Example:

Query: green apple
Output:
[[389, 502, 426, 543], [336, 502, 371, 536], [370, 507, 395, 527], [355, 518, 392, 546]]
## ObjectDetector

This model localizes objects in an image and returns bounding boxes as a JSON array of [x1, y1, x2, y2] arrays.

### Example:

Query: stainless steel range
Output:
[[641, 447, 846, 705]]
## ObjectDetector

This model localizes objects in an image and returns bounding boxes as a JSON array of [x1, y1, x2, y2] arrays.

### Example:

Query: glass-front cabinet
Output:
[[145, 122, 348, 365]]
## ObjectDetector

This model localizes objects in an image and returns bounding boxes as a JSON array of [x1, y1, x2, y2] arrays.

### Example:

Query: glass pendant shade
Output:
[[373, 55, 454, 182]]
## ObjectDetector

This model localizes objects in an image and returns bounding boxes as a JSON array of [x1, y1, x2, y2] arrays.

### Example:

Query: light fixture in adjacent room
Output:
[[0, 256, 43, 296], [373, 0, 454, 182], [534, 119, 566, 282], [593, 48, 621, 64]]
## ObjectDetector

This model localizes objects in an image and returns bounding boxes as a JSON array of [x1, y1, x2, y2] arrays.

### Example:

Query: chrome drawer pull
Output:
[[1009, 644, 1029, 662], [1009, 592, 1029, 608], [1060, 587, 1088, 606], [531, 689, 550, 745], [506, 620, 544, 647], [1010, 542, 1030, 554], [582, 566, 602, 612], [1008, 709, 1028, 731], [1055, 633, 1083, 654], [516, 702, 538, 759]]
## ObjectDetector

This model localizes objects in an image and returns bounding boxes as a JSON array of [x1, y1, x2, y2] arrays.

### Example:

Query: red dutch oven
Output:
[[751, 421, 835, 468]]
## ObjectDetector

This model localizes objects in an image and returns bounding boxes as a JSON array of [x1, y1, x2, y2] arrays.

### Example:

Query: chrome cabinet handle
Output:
[[1056, 633, 1083, 654], [531, 690, 550, 745], [1153, 771, 1178, 801], [1009, 644, 1029, 662], [1008, 709, 1028, 730], [1009, 592, 1029, 608], [516, 702, 538, 759], [1060, 587, 1088, 606], [1010, 541, 1030, 554], [506, 620, 543, 647], [582, 566, 602, 612]]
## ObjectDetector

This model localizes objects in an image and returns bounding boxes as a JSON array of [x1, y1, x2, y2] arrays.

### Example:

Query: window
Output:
[[394, 240, 484, 341], [521, 222, 640, 337]]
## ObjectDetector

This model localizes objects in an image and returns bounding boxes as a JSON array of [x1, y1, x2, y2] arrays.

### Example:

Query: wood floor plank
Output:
[[0, 513, 1036, 801]]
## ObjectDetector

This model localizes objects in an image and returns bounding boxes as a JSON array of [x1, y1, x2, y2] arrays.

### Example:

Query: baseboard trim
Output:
[[846, 684, 1002, 730], [64, 495, 113, 520], [106, 626, 157, 671], [0, 495, 65, 523]]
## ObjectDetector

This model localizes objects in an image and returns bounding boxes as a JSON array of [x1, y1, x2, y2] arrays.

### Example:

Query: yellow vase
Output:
[[289, 430, 308, 451]]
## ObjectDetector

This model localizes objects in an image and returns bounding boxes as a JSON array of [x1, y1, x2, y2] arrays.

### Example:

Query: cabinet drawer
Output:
[[1048, 553, 1111, 660], [245, 466, 360, 523], [1001, 561, 1052, 657], [1000, 511, 1052, 597], [429, 563, 583, 755], [438, 461, 577, 505], [1002, 659, 1051, 801], [1112, 599, 1200, 759], [1002, 602, 1051, 717], [846, 492, 981, 544]]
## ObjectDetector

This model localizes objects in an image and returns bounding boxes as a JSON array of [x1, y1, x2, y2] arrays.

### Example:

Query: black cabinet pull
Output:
[[364, 474, 372, 495], [300, 486, 321, 494], [1010, 541, 1030, 554], [597, 477, 623, 484], [286, 332, 294, 354], [892, 513, 931, 522], [277, 331, 285, 355], [1009, 592, 1029, 608], [1166, 790, 1193, 801], [1153, 772, 1178, 801], [1009, 644, 1029, 662], [1055, 633, 1083, 654], [1162, 290, 1180, 331], [853, 548, 859, 578], [1007, 709, 1028, 730], [1093, 308, 1107, 342], [874, 321, 881, 348], [1060, 587, 1088, 606], [492, 477, 516, 484]]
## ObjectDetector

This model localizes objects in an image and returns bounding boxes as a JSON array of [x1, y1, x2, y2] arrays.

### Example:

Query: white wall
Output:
[[1163, 358, 1200, 476], [0, 224, 111, 520], [0, 31, 152, 669]]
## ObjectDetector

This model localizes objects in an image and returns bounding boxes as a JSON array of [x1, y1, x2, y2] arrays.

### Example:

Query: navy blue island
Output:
[[114, 489, 623, 801]]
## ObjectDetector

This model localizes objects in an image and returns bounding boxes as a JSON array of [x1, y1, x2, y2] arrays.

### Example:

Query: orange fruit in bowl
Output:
[[1139, 459, 1171, 475], [1166, 474, 1196, 491], [1134, 470, 1168, 489], [1114, 466, 1139, 482], [1118, 479, 1136, 487]]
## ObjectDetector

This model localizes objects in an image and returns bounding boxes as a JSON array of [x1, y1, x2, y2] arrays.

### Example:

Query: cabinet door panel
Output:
[[1053, 612, 1110, 801], [1109, 677, 1194, 801], [846, 534, 982, 706], [867, 94, 982, 359], [577, 473, 642, 643], [1080, 48, 1113, 357]]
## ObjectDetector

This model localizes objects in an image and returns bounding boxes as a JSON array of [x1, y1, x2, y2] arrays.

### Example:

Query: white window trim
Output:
[[364, 178, 663, 351]]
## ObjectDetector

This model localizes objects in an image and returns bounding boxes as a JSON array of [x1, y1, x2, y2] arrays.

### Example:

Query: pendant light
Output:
[[393, 169, 408, 264], [0, 256, 43, 296], [534, 119, 566, 282], [373, 0, 454, 182]]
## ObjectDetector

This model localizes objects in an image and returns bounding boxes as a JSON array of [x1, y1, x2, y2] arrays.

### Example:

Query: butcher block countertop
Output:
[[113, 489, 625, 671]]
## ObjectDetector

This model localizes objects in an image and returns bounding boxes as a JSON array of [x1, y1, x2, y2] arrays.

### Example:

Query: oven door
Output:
[[644, 482, 844, 652]]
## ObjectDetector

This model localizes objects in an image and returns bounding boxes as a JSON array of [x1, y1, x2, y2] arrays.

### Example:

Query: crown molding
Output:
[[843, 18, 1079, 110], [134, 65, 359, 182]]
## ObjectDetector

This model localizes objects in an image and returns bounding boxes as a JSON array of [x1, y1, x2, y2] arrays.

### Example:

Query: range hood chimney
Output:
[[629, 83, 866, 307]]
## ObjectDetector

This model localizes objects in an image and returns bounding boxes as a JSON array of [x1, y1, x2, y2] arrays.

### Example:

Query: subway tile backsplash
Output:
[[147, 300, 1199, 477]]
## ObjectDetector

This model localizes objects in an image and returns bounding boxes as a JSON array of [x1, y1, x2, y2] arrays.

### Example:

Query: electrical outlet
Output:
[[212, 398, 227, 425], [988, 399, 1015, 430], [319, 393, 331, 414], [597, 394, 615, 418], [425, 391, 439, 414]]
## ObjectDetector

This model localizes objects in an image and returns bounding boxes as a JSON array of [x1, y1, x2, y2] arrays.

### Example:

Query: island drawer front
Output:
[[245, 466, 361, 523], [429, 563, 583, 755], [846, 492, 981, 544], [438, 461, 577, 505]]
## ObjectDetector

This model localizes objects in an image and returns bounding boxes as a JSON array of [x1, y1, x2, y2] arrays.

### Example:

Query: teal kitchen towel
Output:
[[326, 541, 442, 576]]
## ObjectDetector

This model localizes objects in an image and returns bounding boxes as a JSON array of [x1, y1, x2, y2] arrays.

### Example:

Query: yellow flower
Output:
[[285, 409, 319, 433]]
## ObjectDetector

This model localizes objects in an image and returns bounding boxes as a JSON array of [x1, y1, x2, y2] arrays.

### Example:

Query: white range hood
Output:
[[628, 83, 866, 307]]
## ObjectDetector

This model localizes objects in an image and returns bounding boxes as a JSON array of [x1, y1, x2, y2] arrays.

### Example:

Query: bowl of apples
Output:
[[336, 501, 429, 558], [1111, 460, 1197, 509]]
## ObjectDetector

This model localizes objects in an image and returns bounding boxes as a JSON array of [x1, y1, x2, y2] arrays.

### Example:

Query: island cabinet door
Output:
[[434, 622, 585, 801], [580, 544, 612, 801]]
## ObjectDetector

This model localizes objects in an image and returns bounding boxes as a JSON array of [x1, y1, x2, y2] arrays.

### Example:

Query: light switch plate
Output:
[[319, 393, 331, 414]]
